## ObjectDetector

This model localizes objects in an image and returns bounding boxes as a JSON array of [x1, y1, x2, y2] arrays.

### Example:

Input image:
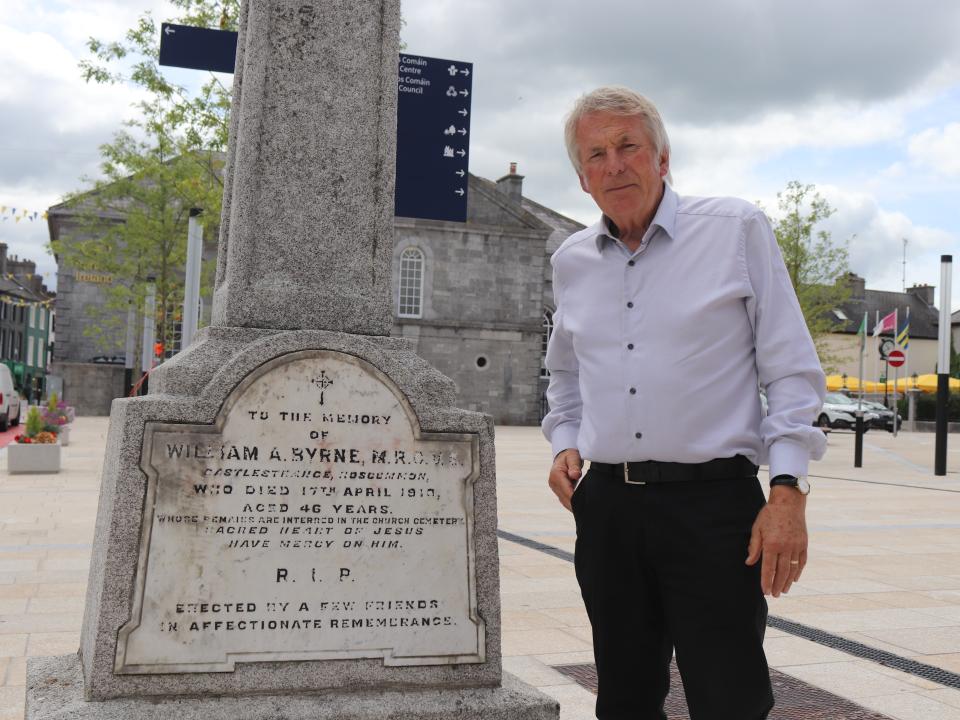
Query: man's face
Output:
[[575, 112, 668, 229]]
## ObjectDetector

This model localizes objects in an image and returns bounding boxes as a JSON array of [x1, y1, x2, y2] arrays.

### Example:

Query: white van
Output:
[[0, 365, 22, 431]]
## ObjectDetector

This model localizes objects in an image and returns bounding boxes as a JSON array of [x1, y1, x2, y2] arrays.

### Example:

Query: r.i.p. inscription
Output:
[[116, 350, 484, 673]]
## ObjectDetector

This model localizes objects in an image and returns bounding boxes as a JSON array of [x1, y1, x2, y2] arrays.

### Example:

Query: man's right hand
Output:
[[549, 449, 583, 512]]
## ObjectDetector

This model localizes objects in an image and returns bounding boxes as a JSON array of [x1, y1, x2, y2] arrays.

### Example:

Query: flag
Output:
[[858, 313, 867, 352], [897, 307, 910, 350], [873, 310, 895, 337]]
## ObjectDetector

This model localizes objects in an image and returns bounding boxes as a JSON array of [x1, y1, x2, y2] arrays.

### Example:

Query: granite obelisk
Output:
[[26, 1, 558, 717]]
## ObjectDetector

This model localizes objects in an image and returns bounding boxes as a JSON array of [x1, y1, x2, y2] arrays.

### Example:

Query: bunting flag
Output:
[[872, 310, 896, 337], [0, 205, 49, 223], [897, 307, 910, 350]]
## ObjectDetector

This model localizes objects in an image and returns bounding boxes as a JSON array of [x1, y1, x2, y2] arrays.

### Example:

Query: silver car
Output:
[[816, 392, 878, 430]]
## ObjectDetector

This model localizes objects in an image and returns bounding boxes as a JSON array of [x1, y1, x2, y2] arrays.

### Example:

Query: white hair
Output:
[[564, 86, 672, 184]]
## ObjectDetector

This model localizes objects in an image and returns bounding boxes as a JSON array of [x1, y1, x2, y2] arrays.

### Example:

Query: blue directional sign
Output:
[[160, 31, 473, 222], [158, 23, 238, 74], [395, 54, 472, 223]]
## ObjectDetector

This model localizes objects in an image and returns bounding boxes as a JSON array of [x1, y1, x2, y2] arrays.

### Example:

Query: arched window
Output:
[[398, 247, 424, 318], [540, 309, 554, 378]]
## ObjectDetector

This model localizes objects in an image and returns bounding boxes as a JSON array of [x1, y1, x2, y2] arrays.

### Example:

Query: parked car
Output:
[[861, 400, 902, 432], [0, 365, 22, 431], [815, 392, 878, 430]]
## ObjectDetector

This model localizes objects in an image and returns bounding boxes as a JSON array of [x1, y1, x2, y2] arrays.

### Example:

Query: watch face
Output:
[[797, 478, 811, 495]]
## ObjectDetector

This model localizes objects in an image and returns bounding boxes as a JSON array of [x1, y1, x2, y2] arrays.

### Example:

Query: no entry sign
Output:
[[888, 350, 905, 367]]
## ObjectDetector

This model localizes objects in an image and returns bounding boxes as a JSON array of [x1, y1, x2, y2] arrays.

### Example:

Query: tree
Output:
[[769, 181, 851, 372], [51, 1, 238, 363]]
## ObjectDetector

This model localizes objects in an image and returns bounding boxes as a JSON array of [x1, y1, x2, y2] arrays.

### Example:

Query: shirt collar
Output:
[[592, 183, 678, 254]]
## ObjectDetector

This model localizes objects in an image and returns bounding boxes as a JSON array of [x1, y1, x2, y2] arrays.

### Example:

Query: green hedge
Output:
[[897, 393, 960, 421]]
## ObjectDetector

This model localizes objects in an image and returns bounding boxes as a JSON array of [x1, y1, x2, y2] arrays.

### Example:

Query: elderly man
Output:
[[542, 86, 826, 720]]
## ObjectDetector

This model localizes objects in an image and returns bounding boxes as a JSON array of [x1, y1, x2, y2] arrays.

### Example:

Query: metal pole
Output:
[[123, 303, 136, 396], [893, 308, 899, 437], [884, 358, 889, 406], [141, 278, 156, 396], [182, 209, 204, 350], [935, 255, 953, 476], [855, 311, 866, 467]]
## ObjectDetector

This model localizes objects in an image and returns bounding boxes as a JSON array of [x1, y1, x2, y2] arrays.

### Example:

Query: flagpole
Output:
[[874, 310, 880, 389], [905, 305, 911, 387]]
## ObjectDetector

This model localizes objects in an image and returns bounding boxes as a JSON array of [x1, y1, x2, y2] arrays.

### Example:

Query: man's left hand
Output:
[[745, 486, 807, 597]]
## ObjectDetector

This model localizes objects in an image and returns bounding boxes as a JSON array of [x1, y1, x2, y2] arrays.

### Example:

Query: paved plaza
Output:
[[2, 418, 960, 719]]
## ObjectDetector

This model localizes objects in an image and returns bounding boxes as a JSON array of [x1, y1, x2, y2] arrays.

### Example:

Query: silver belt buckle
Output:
[[624, 462, 646, 485]]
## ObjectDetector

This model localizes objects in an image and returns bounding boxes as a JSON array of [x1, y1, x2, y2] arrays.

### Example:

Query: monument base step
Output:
[[27, 655, 560, 720]]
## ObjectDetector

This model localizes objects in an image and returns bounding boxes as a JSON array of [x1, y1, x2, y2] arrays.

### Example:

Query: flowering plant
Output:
[[42, 393, 75, 431], [15, 407, 58, 444]]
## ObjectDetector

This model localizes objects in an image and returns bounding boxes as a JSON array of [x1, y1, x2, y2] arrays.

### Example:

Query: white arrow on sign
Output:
[[164, 25, 176, 35], [458, 109, 468, 117], [456, 149, 466, 157], [455, 169, 465, 177], [457, 128, 467, 136], [460, 68, 470, 76], [455, 188, 465, 196], [458, 89, 469, 97]]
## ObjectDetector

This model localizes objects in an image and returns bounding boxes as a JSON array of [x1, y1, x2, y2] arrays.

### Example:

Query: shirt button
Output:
[[629, 388, 637, 395], [627, 343, 634, 350], [635, 432, 643, 439], [626, 301, 634, 309], [628, 260, 635, 267]]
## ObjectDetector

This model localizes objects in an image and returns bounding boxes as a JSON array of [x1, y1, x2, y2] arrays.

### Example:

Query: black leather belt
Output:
[[588, 455, 758, 485]]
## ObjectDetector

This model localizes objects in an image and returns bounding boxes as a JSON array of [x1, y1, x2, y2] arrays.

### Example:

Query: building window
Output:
[[39, 308, 45, 330], [398, 247, 424, 318], [540, 309, 554, 379], [27, 336, 34, 368], [39, 340, 45, 369], [28, 305, 35, 328]]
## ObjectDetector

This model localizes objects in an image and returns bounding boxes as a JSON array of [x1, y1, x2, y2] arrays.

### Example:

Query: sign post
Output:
[[888, 349, 905, 436], [159, 29, 473, 222], [395, 54, 473, 222], [158, 23, 238, 73]]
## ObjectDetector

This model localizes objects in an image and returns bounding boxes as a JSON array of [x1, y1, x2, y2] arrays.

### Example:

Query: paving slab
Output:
[[1, 419, 959, 718]]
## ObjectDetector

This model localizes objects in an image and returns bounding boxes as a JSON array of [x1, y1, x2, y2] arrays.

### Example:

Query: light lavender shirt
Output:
[[542, 184, 826, 479]]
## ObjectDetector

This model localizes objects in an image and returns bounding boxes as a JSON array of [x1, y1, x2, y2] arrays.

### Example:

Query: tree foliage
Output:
[[769, 181, 851, 372], [51, 1, 238, 361]]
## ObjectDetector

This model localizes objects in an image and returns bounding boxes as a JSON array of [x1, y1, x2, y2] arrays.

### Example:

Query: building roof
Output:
[[834, 287, 939, 340]]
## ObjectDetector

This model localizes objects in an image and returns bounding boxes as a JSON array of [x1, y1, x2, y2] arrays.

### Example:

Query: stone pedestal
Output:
[[28, 655, 558, 720], [26, 0, 558, 717]]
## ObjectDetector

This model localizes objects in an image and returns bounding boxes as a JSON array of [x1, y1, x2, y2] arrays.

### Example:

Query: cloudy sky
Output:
[[2, 0, 958, 310]]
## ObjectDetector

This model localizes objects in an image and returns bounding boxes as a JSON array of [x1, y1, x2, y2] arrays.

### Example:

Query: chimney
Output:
[[0, 243, 7, 277], [840, 272, 865, 299], [496, 162, 524, 205], [907, 283, 935, 305]]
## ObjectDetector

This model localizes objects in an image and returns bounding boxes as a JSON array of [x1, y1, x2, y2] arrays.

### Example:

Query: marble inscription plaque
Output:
[[116, 350, 483, 673]]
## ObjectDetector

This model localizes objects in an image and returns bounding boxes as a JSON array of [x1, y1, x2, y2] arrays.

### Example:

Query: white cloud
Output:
[[908, 122, 960, 177], [813, 186, 956, 302]]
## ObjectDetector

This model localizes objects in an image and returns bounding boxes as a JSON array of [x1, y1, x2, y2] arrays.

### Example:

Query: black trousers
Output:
[[571, 463, 774, 720]]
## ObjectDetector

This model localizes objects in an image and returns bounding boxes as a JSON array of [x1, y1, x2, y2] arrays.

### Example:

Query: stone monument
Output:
[[25, 1, 559, 718]]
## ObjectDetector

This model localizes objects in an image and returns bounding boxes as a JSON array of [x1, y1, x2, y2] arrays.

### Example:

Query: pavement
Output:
[[1, 419, 960, 719]]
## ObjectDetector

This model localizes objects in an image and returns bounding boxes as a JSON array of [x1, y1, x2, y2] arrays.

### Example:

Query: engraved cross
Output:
[[310, 371, 335, 405]]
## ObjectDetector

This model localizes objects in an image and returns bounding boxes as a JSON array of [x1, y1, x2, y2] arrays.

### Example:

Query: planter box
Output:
[[57, 425, 71, 447], [7, 443, 61, 474]]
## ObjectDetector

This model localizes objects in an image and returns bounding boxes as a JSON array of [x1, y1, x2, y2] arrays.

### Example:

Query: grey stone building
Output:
[[48, 166, 584, 422]]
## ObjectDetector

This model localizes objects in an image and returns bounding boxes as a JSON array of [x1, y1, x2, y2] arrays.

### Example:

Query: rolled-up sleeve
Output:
[[541, 267, 582, 457], [743, 210, 827, 479]]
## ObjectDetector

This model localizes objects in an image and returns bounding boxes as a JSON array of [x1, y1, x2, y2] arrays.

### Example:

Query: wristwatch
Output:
[[769, 474, 810, 495]]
